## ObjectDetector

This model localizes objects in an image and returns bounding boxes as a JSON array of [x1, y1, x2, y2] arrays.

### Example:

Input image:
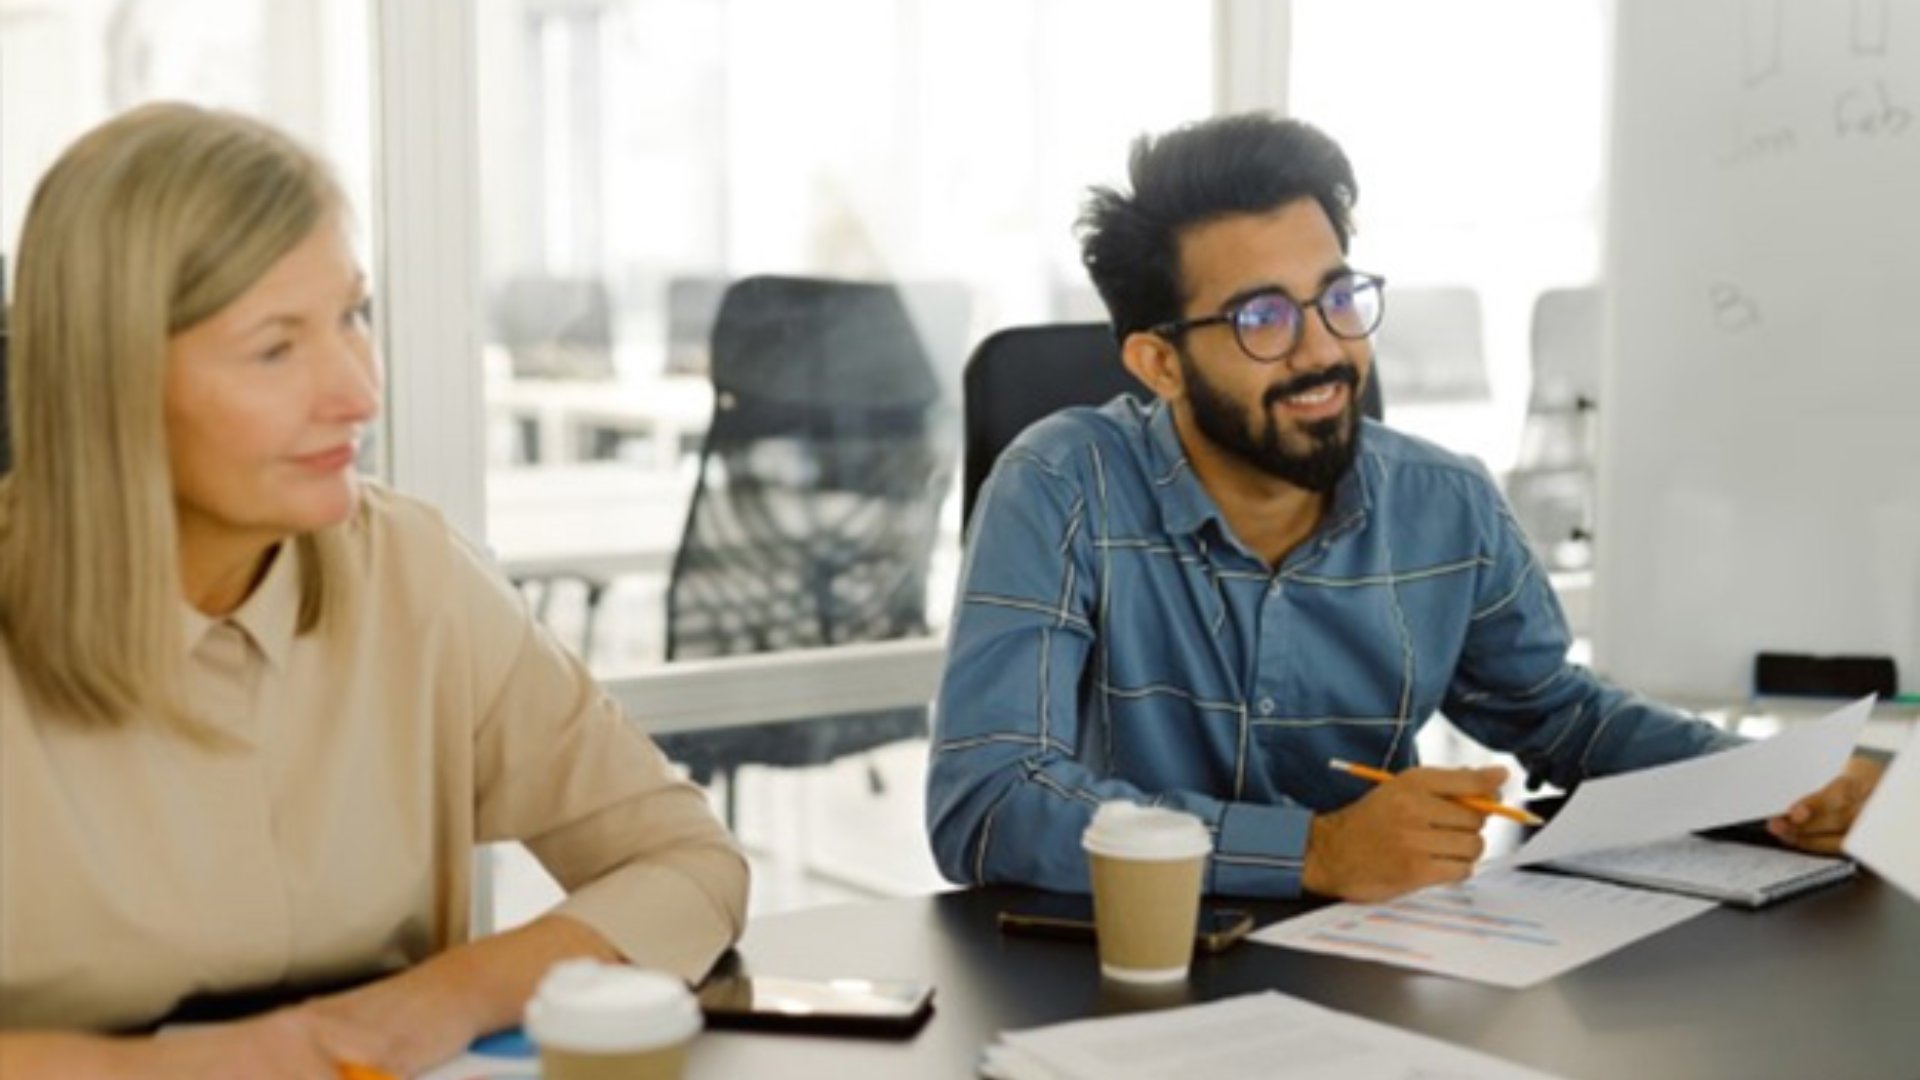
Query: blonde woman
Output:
[[0, 104, 748, 1077]]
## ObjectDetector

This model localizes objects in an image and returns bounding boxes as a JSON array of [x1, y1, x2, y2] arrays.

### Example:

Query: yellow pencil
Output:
[[1328, 759, 1545, 826], [339, 1065, 401, 1080]]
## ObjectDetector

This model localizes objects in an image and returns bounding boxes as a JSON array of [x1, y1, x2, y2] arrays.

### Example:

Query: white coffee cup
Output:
[[1081, 802, 1212, 983], [525, 960, 702, 1080]]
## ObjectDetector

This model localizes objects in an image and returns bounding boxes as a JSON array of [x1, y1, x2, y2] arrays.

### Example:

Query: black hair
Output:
[[1076, 113, 1358, 341]]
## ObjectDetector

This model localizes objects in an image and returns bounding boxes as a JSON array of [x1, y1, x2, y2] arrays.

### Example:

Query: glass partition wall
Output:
[[2, 0, 1613, 922]]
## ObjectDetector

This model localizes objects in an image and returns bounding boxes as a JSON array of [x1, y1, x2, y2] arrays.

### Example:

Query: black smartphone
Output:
[[996, 893, 1255, 952], [695, 974, 934, 1038]]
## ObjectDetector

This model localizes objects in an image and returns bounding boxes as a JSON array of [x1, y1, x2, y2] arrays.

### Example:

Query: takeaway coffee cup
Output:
[[1081, 801, 1212, 983], [525, 960, 701, 1080]]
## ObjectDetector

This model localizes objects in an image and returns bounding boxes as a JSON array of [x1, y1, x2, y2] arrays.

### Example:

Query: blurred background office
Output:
[[0, 0, 1611, 923]]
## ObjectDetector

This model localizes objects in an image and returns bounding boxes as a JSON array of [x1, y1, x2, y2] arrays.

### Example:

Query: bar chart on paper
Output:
[[1250, 869, 1716, 988]]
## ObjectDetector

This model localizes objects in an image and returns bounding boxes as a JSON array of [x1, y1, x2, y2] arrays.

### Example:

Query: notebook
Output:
[[1541, 834, 1855, 908]]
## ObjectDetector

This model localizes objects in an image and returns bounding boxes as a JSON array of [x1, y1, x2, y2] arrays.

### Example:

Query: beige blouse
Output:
[[0, 485, 747, 1032]]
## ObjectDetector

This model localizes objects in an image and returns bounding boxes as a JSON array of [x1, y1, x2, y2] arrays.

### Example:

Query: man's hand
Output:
[[1768, 753, 1885, 854], [1302, 765, 1507, 902]]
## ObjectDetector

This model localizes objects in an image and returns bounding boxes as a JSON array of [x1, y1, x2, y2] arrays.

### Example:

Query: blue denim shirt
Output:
[[926, 397, 1738, 898]]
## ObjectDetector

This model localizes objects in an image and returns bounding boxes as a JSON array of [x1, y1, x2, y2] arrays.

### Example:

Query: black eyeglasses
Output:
[[1152, 271, 1387, 363]]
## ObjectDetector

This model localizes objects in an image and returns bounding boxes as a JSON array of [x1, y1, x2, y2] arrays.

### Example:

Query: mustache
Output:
[[1264, 363, 1360, 408]]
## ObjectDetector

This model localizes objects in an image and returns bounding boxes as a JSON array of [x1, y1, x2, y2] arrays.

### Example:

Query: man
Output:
[[925, 113, 1881, 902]]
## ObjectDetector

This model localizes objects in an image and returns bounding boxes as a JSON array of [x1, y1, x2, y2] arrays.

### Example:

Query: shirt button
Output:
[[1258, 697, 1276, 716]]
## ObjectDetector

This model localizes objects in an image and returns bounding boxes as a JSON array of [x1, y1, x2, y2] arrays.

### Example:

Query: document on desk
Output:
[[979, 990, 1564, 1080], [1845, 719, 1920, 902], [1489, 695, 1874, 870], [1250, 867, 1714, 989]]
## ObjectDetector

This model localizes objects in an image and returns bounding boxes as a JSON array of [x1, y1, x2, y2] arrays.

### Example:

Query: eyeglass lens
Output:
[[1232, 275, 1381, 360]]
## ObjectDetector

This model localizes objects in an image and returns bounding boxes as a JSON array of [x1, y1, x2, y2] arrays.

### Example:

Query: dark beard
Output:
[[1180, 352, 1363, 493]]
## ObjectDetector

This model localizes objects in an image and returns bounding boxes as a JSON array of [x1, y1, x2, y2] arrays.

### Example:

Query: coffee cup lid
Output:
[[1081, 801, 1212, 860], [525, 960, 702, 1053]]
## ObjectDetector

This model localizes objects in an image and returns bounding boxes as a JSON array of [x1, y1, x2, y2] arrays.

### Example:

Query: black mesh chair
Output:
[[653, 275, 970, 822], [961, 321, 1384, 533]]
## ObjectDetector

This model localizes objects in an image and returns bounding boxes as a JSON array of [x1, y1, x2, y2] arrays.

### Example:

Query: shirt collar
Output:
[[178, 542, 300, 670], [1145, 400, 1375, 545], [1145, 401, 1227, 538]]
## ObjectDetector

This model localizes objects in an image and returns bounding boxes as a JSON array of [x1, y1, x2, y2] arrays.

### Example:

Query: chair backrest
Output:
[[961, 323, 1147, 531], [1529, 285, 1604, 412], [664, 274, 730, 376], [1370, 285, 1489, 403], [960, 322, 1385, 532], [1507, 285, 1605, 569], [491, 274, 615, 380], [667, 274, 970, 659]]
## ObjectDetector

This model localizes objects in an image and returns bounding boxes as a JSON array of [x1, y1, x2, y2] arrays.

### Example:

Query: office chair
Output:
[[960, 321, 1385, 533], [652, 274, 971, 824], [663, 275, 730, 377], [1367, 285, 1489, 404], [1507, 285, 1604, 571], [491, 274, 617, 384]]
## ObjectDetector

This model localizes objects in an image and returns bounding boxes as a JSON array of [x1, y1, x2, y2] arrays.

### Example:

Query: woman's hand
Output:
[[297, 913, 623, 1076], [0, 914, 619, 1079], [117, 1007, 383, 1080], [296, 962, 487, 1077]]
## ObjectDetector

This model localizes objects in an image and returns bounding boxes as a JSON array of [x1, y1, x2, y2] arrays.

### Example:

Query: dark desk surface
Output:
[[687, 875, 1920, 1080]]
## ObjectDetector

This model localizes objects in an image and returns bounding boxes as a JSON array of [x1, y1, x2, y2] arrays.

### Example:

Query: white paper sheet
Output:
[[980, 991, 1563, 1080], [1250, 868, 1714, 989], [1489, 695, 1874, 869], [1845, 720, 1920, 902]]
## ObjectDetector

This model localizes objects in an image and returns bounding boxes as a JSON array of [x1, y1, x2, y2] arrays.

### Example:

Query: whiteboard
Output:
[[1593, 0, 1920, 703]]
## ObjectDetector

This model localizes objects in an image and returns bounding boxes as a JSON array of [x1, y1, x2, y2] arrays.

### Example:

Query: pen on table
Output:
[[1327, 759, 1545, 827]]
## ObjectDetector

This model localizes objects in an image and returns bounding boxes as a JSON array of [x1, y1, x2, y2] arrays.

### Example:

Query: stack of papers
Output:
[[979, 992, 1561, 1079], [1543, 834, 1854, 907]]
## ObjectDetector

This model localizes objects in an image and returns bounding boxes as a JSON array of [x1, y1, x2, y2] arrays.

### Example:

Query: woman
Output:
[[0, 104, 747, 1077]]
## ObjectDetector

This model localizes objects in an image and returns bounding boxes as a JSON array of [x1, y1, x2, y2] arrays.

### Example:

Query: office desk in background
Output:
[[487, 371, 713, 467], [485, 462, 692, 581], [687, 879, 1920, 1080]]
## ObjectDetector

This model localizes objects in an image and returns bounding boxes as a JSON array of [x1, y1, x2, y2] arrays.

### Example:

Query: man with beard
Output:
[[925, 113, 1882, 902]]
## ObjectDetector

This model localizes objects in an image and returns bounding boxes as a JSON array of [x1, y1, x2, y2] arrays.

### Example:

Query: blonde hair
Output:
[[0, 103, 344, 726]]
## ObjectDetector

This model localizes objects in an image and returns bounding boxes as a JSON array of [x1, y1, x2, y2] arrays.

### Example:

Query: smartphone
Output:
[[996, 893, 1255, 952], [695, 974, 934, 1038]]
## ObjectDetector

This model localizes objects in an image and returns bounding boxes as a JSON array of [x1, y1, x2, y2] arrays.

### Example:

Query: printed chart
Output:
[[1252, 868, 1715, 988]]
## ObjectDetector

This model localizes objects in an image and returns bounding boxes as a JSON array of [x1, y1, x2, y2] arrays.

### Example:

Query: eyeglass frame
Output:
[[1149, 271, 1388, 364]]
